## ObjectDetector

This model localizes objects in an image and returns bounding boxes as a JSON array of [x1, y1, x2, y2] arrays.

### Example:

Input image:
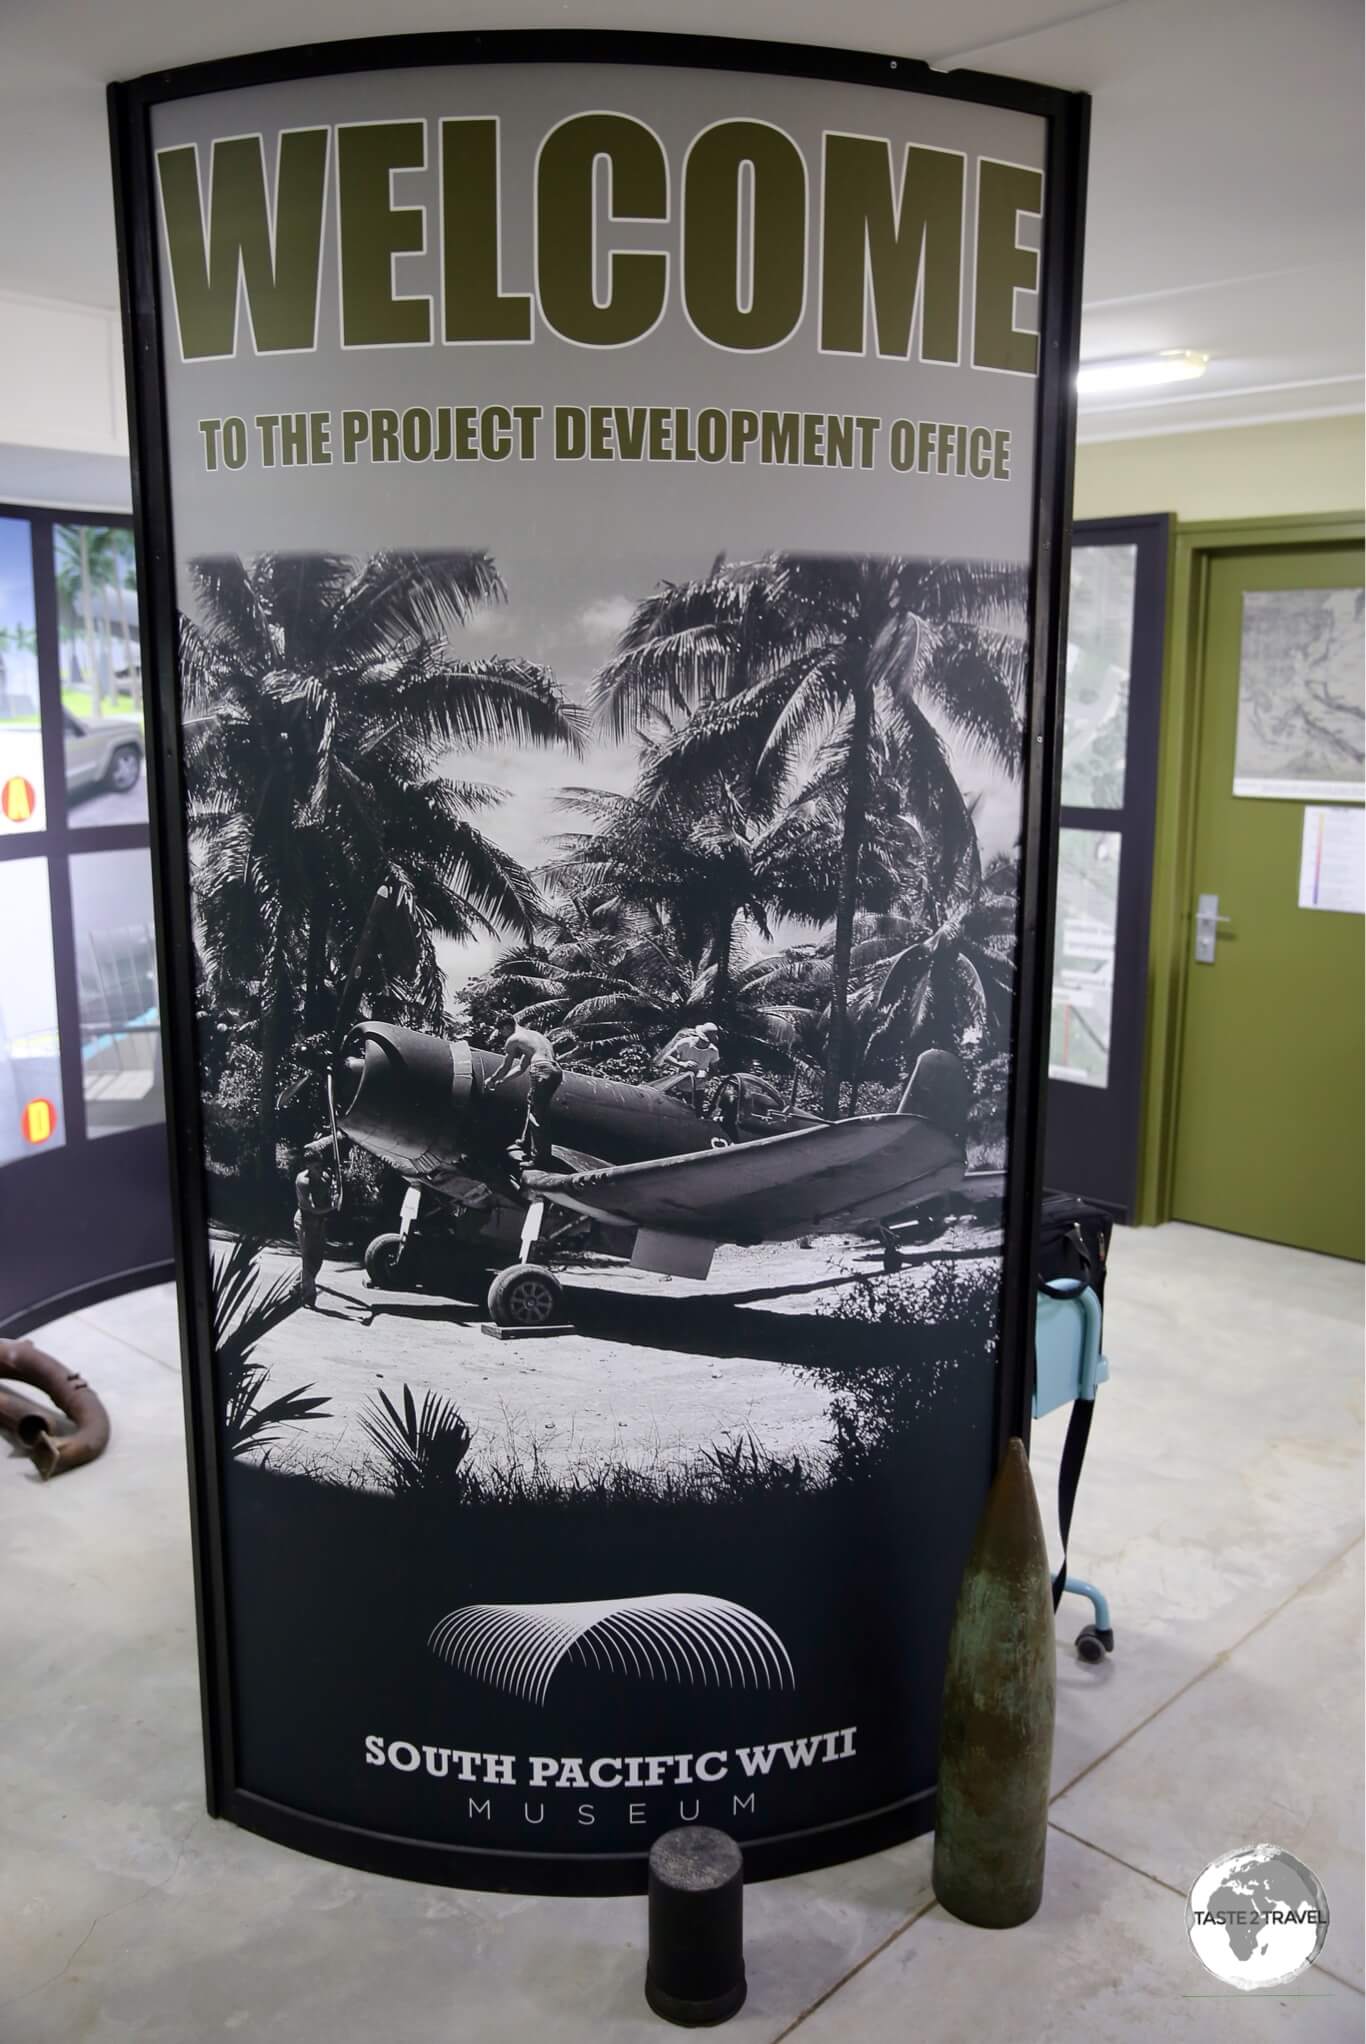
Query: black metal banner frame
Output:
[[109, 29, 1088, 1893]]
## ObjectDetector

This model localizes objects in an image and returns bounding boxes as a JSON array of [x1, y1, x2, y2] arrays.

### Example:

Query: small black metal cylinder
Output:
[[645, 1826, 746, 2027]]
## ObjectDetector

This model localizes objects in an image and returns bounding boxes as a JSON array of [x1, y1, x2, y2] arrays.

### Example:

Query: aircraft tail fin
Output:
[[898, 1049, 971, 1141]]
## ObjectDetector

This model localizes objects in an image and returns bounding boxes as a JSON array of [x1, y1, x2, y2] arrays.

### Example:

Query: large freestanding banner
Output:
[[111, 33, 1087, 1892]]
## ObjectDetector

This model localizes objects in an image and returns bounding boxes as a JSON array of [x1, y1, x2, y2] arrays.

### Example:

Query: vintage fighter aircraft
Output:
[[330, 1023, 971, 1329]]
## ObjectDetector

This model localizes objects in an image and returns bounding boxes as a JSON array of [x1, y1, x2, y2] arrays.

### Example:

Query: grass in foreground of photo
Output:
[[229, 1250, 1000, 1508]]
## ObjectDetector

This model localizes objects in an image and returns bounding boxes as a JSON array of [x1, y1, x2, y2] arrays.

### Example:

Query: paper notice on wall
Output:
[[1298, 805, 1365, 912]]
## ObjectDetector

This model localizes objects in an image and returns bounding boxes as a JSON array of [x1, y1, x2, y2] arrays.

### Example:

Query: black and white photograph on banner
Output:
[[188, 543, 1026, 1501]]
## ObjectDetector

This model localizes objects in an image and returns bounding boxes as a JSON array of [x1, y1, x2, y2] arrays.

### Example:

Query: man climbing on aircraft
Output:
[[655, 1019, 721, 1110], [487, 1013, 563, 1167]]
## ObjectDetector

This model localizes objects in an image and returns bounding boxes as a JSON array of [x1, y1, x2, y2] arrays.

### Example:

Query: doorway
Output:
[[1162, 527, 1363, 1260]]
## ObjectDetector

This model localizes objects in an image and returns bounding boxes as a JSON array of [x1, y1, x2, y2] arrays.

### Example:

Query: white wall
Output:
[[0, 290, 131, 510], [0, 291, 126, 460]]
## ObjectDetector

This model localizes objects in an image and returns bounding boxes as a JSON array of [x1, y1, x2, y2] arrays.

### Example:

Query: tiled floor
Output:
[[1, 1223, 1361, 2041]]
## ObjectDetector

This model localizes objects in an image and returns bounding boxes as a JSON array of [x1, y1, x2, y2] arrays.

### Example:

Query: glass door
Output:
[[1045, 514, 1170, 1219]]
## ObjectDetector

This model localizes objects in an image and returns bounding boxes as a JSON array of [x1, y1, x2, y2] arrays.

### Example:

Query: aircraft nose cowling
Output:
[[333, 1024, 471, 1173]]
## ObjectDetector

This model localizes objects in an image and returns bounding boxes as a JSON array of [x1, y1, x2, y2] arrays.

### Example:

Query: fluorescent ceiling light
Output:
[[1076, 350, 1210, 396]]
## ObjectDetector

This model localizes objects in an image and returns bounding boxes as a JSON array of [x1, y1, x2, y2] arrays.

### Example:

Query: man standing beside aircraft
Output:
[[487, 1013, 563, 1167], [294, 1143, 338, 1309]]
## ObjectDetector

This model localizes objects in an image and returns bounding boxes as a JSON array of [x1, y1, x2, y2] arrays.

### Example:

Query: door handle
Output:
[[1193, 892, 1231, 965]]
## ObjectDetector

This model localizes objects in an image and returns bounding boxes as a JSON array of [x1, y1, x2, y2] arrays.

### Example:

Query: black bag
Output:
[[1038, 1192, 1113, 1302], [1037, 1192, 1114, 1623]]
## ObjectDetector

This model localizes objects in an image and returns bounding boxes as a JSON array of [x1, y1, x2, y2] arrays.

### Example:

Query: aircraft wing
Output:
[[520, 1115, 963, 1243]]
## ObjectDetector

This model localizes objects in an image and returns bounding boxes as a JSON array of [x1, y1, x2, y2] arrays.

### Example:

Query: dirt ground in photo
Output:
[[239, 1219, 1002, 1490]]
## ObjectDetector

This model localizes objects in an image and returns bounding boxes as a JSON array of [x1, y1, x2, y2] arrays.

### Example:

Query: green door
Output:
[[1170, 544, 1364, 1260]]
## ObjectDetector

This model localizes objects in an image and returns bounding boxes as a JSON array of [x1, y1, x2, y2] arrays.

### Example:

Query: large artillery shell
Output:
[[932, 1436, 1056, 1927]]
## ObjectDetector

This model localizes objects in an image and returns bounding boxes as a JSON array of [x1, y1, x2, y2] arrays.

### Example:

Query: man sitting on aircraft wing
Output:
[[486, 1013, 563, 1168]]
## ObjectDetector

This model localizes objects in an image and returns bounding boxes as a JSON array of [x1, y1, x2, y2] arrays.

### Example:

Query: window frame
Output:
[[1045, 512, 1171, 1220], [0, 499, 172, 1330]]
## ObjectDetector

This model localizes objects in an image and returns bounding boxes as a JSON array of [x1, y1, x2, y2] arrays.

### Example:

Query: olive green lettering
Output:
[[441, 118, 532, 343], [684, 122, 805, 350], [537, 115, 667, 346], [973, 160, 1042, 375], [820, 136, 962, 361], [760, 412, 799, 463], [338, 122, 431, 347], [157, 132, 328, 359]]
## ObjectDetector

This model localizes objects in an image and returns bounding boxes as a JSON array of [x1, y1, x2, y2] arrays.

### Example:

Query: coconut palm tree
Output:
[[109, 528, 140, 707], [0, 621, 38, 723], [602, 556, 1026, 1113], [482, 878, 820, 1082], [485, 892, 706, 1063], [594, 567, 794, 753], [182, 548, 582, 1178], [587, 568, 850, 1027], [81, 528, 122, 707], [55, 525, 108, 713], [542, 781, 840, 1035], [727, 941, 833, 1098], [847, 834, 1019, 1073]]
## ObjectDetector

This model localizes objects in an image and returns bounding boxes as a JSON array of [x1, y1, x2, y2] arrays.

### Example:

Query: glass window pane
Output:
[[0, 858, 64, 1161], [0, 516, 45, 835], [1062, 543, 1137, 810], [70, 848, 164, 1136], [56, 524, 148, 829], [1049, 828, 1120, 1089]]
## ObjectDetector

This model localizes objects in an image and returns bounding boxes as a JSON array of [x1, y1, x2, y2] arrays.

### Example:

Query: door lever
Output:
[[1193, 892, 1231, 965]]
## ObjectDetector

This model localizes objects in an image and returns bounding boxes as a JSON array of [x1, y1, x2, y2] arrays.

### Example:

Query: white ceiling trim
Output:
[[1081, 373, 1365, 419], [0, 491, 129, 513], [1081, 265, 1349, 314], [1078, 401, 1364, 445]]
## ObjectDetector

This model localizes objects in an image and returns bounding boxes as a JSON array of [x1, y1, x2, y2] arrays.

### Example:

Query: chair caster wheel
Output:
[[1075, 1623, 1114, 1663]]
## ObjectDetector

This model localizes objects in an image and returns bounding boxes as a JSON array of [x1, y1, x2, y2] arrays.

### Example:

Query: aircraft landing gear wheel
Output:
[[487, 1263, 564, 1329], [364, 1233, 410, 1288]]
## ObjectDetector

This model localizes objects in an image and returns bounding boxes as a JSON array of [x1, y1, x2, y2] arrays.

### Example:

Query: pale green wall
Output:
[[1075, 412, 1364, 522], [1075, 411, 1364, 1225]]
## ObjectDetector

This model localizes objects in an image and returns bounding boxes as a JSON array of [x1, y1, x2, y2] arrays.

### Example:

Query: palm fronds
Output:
[[211, 1237, 329, 1459], [360, 1384, 473, 1496], [211, 1234, 298, 1362], [224, 1371, 332, 1460], [184, 546, 583, 1164], [583, 550, 1027, 1111]]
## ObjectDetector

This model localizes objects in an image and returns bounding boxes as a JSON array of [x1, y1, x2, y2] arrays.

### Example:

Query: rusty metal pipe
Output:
[[0, 1339, 110, 1477], [0, 1383, 63, 1441]]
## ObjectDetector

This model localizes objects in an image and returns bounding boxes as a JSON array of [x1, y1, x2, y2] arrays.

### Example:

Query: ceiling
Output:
[[0, 0, 1361, 444]]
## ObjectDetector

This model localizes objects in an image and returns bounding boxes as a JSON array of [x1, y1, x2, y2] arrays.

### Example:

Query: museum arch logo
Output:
[[429, 1592, 795, 1706]]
